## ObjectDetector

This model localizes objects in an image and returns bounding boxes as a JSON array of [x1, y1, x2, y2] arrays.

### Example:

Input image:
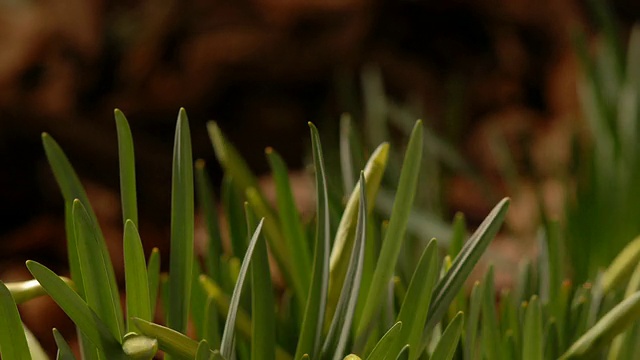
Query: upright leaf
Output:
[[425, 198, 510, 335], [0, 281, 31, 360], [195, 159, 223, 283], [124, 220, 151, 332], [53, 329, 77, 360], [73, 200, 124, 341], [147, 248, 160, 317], [431, 312, 464, 360], [167, 108, 195, 334], [220, 219, 265, 359], [355, 121, 423, 347], [522, 296, 543, 360], [115, 109, 138, 227], [366, 322, 403, 360], [295, 123, 331, 360], [322, 172, 368, 360]]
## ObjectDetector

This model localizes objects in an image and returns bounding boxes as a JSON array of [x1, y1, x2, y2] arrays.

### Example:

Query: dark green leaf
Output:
[[366, 322, 403, 360], [124, 220, 151, 332], [147, 248, 160, 318], [0, 280, 31, 360], [195, 160, 223, 283]]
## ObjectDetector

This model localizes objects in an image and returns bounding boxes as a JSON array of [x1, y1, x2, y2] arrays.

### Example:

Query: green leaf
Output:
[[522, 296, 543, 360], [204, 296, 222, 350], [115, 109, 138, 227], [425, 198, 510, 334], [481, 267, 502, 360], [390, 239, 439, 360], [26, 261, 124, 358], [73, 199, 124, 341], [322, 172, 368, 360], [295, 123, 331, 360], [147, 247, 160, 317], [195, 159, 223, 283], [133, 318, 201, 358], [122, 333, 158, 360], [366, 322, 403, 360], [5, 277, 73, 304], [223, 176, 248, 258], [431, 312, 464, 360], [246, 205, 276, 360], [339, 113, 357, 195], [448, 213, 466, 260], [465, 281, 483, 360], [53, 328, 76, 360], [601, 235, 640, 292], [609, 257, 640, 359], [395, 345, 410, 360], [124, 220, 152, 332], [561, 291, 640, 359], [195, 340, 211, 360], [0, 281, 31, 360], [167, 108, 195, 334], [329, 143, 389, 318], [191, 262, 209, 339], [266, 147, 312, 306], [355, 121, 423, 346], [220, 218, 265, 359]]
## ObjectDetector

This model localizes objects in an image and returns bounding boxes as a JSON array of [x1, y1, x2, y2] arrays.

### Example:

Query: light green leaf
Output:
[[355, 120, 423, 347], [124, 220, 151, 332], [329, 143, 389, 318], [133, 318, 201, 358], [167, 108, 195, 334], [522, 296, 543, 360], [26, 261, 124, 358], [561, 291, 640, 359], [267, 147, 311, 306], [0, 280, 31, 360], [601, 235, 640, 292], [425, 198, 510, 335], [195, 340, 211, 360], [247, 204, 276, 360], [431, 312, 464, 360], [147, 248, 160, 317], [122, 333, 158, 360], [220, 218, 265, 359], [53, 328, 76, 360], [464, 281, 483, 360], [6, 277, 73, 304], [366, 322, 403, 360], [391, 239, 439, 360], [115, 109, 138, 227], [295, 123, 331, 360], [322, 172, 368, 360], [481, 267, 502, 360], [73, 199, 124, 341]]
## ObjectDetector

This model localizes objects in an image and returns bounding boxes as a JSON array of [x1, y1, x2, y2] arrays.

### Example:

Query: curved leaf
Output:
[[431, 312, 463, 360], [0, 281, 31, 360]]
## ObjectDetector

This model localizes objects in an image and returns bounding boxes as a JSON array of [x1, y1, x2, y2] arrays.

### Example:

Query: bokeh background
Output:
[[1, 0, 639, 356]]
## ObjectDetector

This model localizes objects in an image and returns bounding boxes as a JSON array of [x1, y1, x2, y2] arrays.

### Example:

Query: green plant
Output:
[[2, 108, 640, 360]]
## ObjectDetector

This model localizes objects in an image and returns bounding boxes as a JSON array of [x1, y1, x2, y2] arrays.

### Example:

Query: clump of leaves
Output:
[[2, 108, 640, 360]]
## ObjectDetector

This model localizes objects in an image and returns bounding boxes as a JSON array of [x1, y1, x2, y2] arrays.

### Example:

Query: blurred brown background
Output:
[[1, 0, 639, 355]]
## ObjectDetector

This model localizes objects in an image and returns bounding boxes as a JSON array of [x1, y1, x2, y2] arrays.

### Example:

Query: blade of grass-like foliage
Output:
[[122, 333, 158, 359], [53, 328, 76, 360], [366, 322, 403, 360], [601, 235, 640, 292], [195, 160, 223, 282], [220, 218, 265, 359], [355, 120, 423, 347], [23, 326, 47, 360], [191, 262, 208, 339], [167, 108, 195, 334], [543, 220, 564, 340], [340, 113, 356, 195], [464, 281, 483, 360], [26, 261, 124, 358], [73, 200, 124, 341], [204, 296, 222, 350], [424, 198, 510, 335], [522, 296, 543, 360], [389, 239, 439, 360], [395, 345, 410, 360], [223, 176, 248, 258], [6, 277, 73, 304], [609, 259, 640, 359], [124, 220, 151, 332], [246, 204, 276, 360], [448, 213, 466, 260], [561, 291, 640, 359], [0, 281, 31, 360], [431, 312, 463, 360], [545, 320, 560, 360], [114, 109, 138, 227], [498, 291, 519, 351], [196, 340, 211, 360], [329, 143, 389, 318], [481, 267, 502, 360], [266, 147, 311, 305], [133, 318, 208, 359], [322, 172, 368, 360], [147, 247, 160, 317], [295, 123, 331, 360]]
